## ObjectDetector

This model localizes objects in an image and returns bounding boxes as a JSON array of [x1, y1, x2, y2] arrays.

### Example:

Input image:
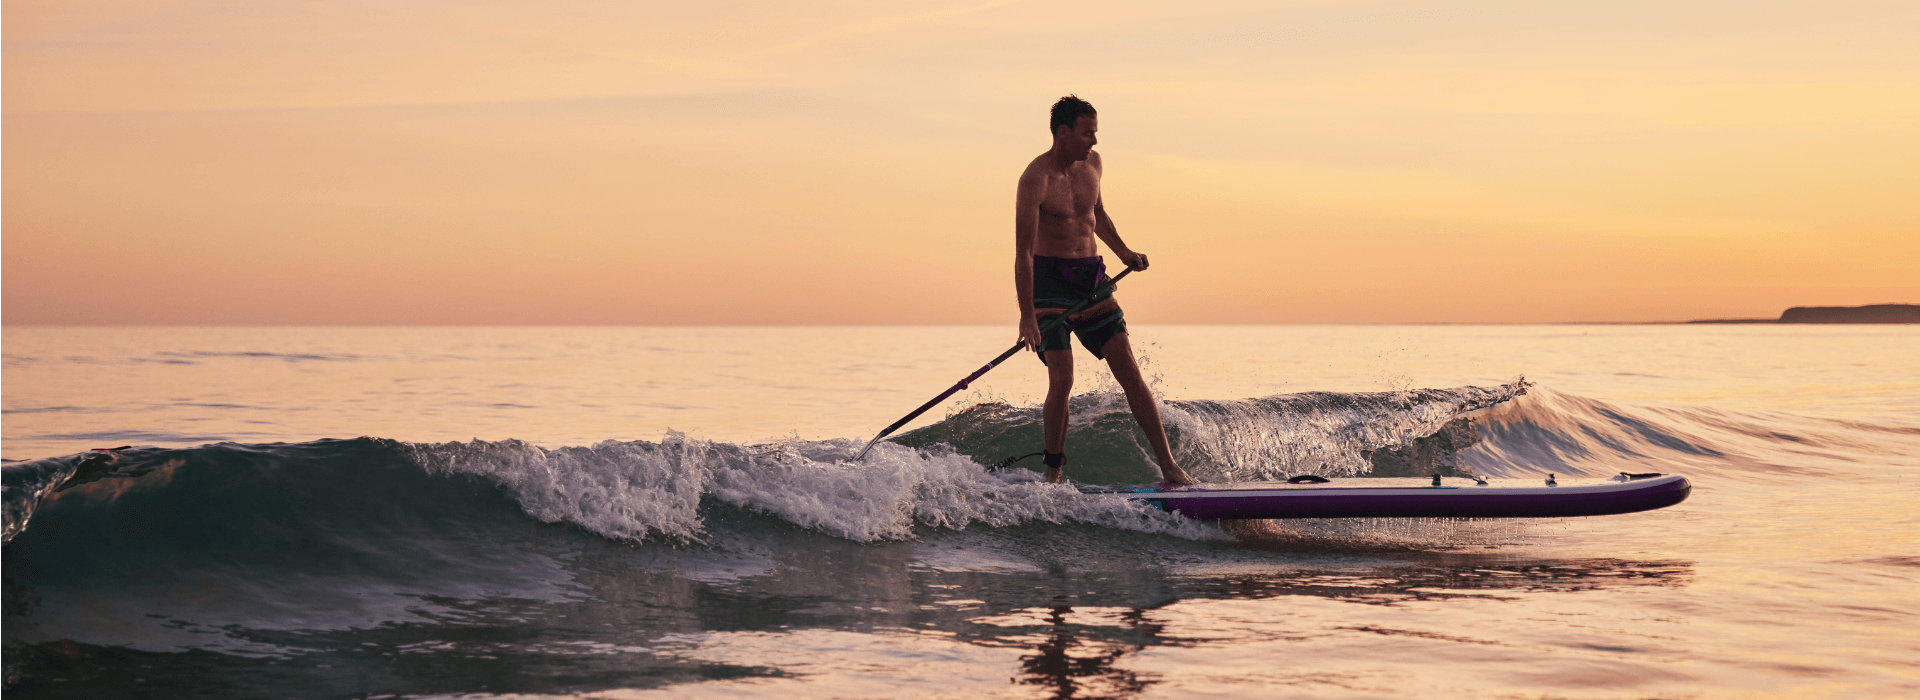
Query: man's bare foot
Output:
[[1045, 466, 1065, 483], [1159, 464, 1197, 486]]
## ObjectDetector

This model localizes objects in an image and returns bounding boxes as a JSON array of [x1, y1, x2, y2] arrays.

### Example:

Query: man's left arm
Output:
[[1093, 196, 1148, 272]]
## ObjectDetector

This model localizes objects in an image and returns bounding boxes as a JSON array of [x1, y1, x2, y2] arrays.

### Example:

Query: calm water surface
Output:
[[4, 325, 1917, 698]]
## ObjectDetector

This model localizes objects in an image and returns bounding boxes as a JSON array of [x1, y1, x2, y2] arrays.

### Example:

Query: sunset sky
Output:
[[5, 0, 1916, 324]]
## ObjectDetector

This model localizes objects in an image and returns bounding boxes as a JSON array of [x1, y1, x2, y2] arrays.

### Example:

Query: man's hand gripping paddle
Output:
[[851, 265, 1137, 461]]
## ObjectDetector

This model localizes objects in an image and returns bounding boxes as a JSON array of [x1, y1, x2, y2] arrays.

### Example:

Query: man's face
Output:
[[1056, 115, 1098, 160]]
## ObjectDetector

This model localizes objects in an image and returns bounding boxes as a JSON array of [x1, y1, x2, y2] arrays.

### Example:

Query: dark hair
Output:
[[1049, 95, 1096, 135]]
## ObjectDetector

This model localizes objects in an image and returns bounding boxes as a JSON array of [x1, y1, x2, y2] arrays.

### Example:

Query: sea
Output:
[[3, 324, 1916, 699]]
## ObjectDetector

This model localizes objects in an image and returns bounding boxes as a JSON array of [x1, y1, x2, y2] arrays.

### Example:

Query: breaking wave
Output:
[[6, 379, 1902, 557]]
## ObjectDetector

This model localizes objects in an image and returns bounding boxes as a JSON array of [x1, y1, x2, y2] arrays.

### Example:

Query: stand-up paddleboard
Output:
[[1081, 473, 1690, 520]]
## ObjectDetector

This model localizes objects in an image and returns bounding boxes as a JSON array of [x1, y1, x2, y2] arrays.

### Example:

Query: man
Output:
[[1015, 95, 1196, 486]]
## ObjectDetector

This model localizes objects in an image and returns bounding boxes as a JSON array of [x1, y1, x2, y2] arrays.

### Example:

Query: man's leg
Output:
[[1042, 346, 1074, 483], [1101, 332, 1196, 485]]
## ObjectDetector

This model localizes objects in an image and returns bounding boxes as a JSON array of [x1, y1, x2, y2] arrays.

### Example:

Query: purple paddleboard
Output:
[[1083, 474, 1691, 520]]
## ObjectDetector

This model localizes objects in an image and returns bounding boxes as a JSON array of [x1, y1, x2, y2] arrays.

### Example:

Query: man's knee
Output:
[[1046, 355, 1074, 388]]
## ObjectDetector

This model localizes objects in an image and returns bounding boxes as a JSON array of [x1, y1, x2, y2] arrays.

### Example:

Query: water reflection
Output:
[[3, 513, 1695, 697], [982, 555, 1691, 699], [1014, 606, 1155, 699]]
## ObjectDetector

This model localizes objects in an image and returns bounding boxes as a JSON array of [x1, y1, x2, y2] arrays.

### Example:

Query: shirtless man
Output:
[[1015, 95, 1196, 486]]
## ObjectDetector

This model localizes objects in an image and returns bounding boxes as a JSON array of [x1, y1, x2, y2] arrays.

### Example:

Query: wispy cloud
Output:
[[746, 0, 1024, 59]]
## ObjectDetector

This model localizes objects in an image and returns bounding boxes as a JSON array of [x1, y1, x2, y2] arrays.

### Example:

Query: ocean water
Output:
[[3, 324, 1917, 698]]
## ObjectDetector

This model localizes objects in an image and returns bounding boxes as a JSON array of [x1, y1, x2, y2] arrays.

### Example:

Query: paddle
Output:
[[852, 264, 1138, 461]]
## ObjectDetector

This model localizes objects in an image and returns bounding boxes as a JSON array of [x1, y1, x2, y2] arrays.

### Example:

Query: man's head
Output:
[[1049, 95, 1098, 160]]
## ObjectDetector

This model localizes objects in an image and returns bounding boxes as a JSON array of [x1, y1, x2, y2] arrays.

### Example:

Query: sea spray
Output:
[[896, 381, 1528, 482]]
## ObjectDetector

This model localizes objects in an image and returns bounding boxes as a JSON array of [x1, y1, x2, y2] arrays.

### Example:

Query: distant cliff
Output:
[[1689, 304, 1919, 324], [1777, 304, 1920, 323]]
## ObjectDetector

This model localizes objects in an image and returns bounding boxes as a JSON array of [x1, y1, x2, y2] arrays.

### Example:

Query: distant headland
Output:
[[1688, 304, 1920, 324]]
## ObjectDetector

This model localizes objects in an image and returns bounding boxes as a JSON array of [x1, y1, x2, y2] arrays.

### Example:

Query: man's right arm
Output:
[[1014, 167, 1043, 351]]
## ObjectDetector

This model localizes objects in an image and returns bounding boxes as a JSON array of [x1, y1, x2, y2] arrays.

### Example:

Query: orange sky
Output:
[[5, 0, 1917, 324]]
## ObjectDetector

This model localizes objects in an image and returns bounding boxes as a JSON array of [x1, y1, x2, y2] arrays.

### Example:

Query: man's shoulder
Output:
[[1019, 152, 1052, 175], [1017, 153, 1054, 189]]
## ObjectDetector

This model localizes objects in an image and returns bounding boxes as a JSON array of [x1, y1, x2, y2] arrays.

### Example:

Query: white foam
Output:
[[407, 436, 707, 541], [406, 434, 1226, 544], [1164, 384, 1523, 480]]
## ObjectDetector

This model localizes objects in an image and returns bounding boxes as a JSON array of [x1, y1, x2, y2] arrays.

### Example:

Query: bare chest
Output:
[[1036, 166, 1100, 220]]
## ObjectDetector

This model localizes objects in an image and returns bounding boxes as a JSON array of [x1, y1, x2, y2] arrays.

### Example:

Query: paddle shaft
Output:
[[853, 265, 1136, 460]]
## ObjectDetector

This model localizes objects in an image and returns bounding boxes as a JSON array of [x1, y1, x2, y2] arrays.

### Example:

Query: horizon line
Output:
[[11, 320, 1904, 328]]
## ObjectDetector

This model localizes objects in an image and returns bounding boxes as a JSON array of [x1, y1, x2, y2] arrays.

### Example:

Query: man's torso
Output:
[[1025, 151, 1102, 258]]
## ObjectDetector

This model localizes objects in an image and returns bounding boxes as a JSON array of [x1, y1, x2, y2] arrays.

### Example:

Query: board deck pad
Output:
[[1079, 475, 1691, 520]]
